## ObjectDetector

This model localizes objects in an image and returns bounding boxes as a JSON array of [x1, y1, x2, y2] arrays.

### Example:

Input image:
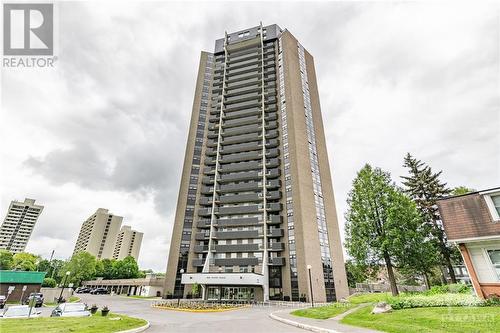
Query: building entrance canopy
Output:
[[181, 272, 264, 286]]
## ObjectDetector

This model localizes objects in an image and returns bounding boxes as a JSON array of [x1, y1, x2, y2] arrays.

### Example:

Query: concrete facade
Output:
[[113, 225, 143, 261], [437, 187, 500, 299], [165, 24, 348, 302], [0, 198, 43, 253], [72, 208, 123, 259]]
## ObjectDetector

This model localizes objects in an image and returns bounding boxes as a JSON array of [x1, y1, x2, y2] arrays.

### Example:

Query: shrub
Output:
[[388, 293, 484, 309], [42, 277, 57, 288], [424, 283, 471, 296]]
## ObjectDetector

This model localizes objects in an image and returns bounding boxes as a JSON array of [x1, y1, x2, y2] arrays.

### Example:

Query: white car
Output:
[[51, 303, 91, 317], [0, 305, 41, 318]]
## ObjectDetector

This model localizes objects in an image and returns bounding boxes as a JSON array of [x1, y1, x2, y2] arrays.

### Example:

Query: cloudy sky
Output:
[[1, 1, 499, 272]]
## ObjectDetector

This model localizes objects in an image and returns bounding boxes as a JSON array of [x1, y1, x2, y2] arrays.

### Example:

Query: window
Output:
[[487, 250, 500, 279], [483, 191, 500, 221], [492, 195, 500, 216]]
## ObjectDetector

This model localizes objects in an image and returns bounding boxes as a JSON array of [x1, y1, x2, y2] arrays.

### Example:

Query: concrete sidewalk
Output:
[[269, 305, 383, 333]]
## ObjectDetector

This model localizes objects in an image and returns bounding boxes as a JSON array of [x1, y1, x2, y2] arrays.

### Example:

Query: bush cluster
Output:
[[422, 283, 471, 296], [388, 293, 484, 309], [155, 301, 244, 310]]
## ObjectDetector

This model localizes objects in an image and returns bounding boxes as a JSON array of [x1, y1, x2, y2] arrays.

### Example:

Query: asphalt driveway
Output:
[[76, 294, 303, 333]]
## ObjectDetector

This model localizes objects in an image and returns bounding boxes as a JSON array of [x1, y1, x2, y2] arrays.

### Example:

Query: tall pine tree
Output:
[[401, 153, 456, 283]]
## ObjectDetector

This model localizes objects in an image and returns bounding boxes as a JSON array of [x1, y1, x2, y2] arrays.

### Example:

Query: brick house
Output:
[[437, 187, 500, 299]]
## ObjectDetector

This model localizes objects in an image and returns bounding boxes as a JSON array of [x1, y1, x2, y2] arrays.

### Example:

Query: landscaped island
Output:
[[0, 312, 147, 333], [292, 286, 500, 333]]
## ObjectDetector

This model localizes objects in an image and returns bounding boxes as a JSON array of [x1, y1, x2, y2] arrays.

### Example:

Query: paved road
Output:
[[77, 294, 303, 333]]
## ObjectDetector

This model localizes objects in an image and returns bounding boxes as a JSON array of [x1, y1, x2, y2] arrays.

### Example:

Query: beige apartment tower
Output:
[[165, 24, 349, 302], [113, 225, 143, 261], [0, 198, 43, 253], [73, 208, 122, 259]]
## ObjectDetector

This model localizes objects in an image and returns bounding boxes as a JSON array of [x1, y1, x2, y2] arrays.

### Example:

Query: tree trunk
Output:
[[423, 272, 430, 290], [444, 253, 457, 284], [383, 252, 399, 296]]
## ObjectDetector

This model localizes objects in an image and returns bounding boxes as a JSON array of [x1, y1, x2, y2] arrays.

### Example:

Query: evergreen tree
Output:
[[401, 153, 456, 283]]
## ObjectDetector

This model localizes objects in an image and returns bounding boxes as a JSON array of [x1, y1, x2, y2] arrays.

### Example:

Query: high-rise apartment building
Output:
[[165, 24, 348, 302], [113, 225, 143, 261], [0, 198, 43, 253], [73, 208, 122, 259]]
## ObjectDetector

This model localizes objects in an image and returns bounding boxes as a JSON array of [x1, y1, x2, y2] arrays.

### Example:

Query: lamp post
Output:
[[307, 265, 314, 307], [178, 269, 184, 306], [58, 271, 71, 303]]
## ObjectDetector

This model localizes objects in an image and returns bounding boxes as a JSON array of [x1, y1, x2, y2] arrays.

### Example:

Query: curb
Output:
[[116, 320, 150, 333], [269, 310, 340, 333]]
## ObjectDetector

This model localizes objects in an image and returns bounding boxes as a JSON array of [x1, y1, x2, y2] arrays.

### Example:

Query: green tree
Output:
[[401, 153, 456, 283], [96, 258, 116, 279], [345, 260, 379, 288], [451, 186, 475, 196], [12, 252, 39, 271], [112, 256, 139, 279], [49, 259, 66, 282], [0, 250, 13, 270], [42, 277, 57, 287], [37, 259, 51, 272], [61, 251, 97, 286], [345, 164, 428, 296]]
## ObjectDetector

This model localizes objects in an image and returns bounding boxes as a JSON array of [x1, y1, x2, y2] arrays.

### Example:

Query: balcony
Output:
[[217, 205, 260, 215], [192, 258, 205, 267], [223, 108, 261, 120], [269, 242, 285, 251], [268, 257, 285, 266], [194, 245, 209, 253], [198, 208, 212, 217], [268, 228, 284, 238], [219, 193, 261, 204], [199, 197, 213, 206], [219, 171, 260, 183], [214, 258, 259, 266], [219, 182, 260, 193], [220, 141, 260, 154], [219, 151, 260, 163], [267, 214, 282, 224], [195, 232, 210, 240], [215, 244, 260, 253], [217, 217, 261, 227], [266, 203, 282, 212], [224, 99, 261, 113], [266, 190, 281, 201], [215, 230, 260, 239], [197, 219, 212, 228], [219, 161, 260, 173]]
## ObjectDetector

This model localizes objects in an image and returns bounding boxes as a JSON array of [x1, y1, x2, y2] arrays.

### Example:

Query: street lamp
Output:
[[307, 265, 314, 307], [58, 271, 71, 303]]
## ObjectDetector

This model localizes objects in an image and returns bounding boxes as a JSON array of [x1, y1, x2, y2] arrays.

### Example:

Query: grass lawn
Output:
[[291, 303, 355, 319], [341, 305, 500, 333], [347, 292, 391, 304], [0, 312, 147, 333]]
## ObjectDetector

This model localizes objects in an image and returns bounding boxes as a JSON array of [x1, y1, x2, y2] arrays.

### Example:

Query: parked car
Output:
[[24, 293, 44, 307], [90, 288, 109, 295], [75, 287, 91, 294], [0, 305, 41, 318], [51, 303, 90, 317], [0, 296, 6, 309]]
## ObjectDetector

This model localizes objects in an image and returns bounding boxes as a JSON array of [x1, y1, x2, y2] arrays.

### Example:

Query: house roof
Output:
[[0, 270, 46, 284]]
